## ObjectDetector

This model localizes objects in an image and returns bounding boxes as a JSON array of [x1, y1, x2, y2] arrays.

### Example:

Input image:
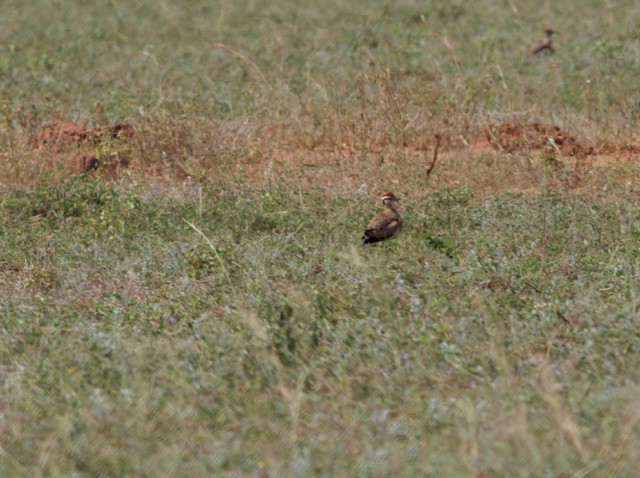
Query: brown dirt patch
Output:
[[15, 117, 639, 194], [220, 125, 639, 199], [33, 118, 135, 175], [34, 118, 134, 150], [34, 119, 89, 150], [588, 143, 640, 166], [480, 121, 594, 157]]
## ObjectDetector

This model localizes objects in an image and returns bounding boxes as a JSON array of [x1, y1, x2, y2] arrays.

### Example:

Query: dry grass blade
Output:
[[426, 133, 441, 180], [183, 218, 234, 289], [212, 43, 273, 90]]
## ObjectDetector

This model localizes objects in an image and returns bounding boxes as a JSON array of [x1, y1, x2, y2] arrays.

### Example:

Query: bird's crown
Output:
[[381, 191, 399, 201]]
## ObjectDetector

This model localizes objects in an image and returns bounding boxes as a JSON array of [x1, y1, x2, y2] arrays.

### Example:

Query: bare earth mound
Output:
[[482, 121, 594, 157], [33, 118, 135, 174], [24, 117, 639, 192]]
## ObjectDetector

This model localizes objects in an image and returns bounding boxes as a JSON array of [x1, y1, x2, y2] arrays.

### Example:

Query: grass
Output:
[[2, 0, 640, 139], [1, 0, 640, 476], [1, 177, 640, 476]]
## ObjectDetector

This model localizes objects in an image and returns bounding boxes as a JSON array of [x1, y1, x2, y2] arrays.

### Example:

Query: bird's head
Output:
[[381, 191, 400, 206]]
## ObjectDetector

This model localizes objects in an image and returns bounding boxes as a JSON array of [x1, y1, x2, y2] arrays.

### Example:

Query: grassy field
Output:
[[1, 1, 640, 476]]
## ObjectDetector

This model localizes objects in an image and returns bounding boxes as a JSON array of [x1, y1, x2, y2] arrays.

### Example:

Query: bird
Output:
[[531, 29, 556, 56], [362, 191, 403, 245]]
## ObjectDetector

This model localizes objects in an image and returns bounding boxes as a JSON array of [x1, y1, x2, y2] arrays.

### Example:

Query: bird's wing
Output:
[[364, 211, 402, 240], [531, 39, 551, 55]]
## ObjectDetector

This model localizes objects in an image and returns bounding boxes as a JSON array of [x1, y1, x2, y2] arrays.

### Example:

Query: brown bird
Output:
[[531, 29, 556, 56], [362, 192, 403, 245]]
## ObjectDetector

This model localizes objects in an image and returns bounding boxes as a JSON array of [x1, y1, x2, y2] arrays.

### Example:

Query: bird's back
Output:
[[363, 208, 403, 244]]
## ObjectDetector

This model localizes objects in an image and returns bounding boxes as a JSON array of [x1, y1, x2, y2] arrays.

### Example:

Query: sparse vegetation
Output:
[[1, 1, 640, 476]]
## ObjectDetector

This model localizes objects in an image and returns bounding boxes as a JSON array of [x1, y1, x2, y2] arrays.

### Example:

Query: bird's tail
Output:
[[362, 236, 382, 245]]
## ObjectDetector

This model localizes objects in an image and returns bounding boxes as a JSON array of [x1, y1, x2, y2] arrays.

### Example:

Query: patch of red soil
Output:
[[584, 143, 640, 167], [33, 118, 135, 175], [34, 118, 134, 151], [24, 116, 640, 187], [481, 121, 594, 157], [594, 143, 640, 156], [34, 119, 89, 150]]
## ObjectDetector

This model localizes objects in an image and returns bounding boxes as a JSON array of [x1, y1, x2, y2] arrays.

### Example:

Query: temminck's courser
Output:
[[362, 192, 403, 245]]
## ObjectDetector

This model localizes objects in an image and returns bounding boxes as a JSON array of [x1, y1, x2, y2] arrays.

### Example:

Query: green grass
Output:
[[1, 177, 640, 476], [2, 0, 640, 140], [2, 0, 640, 476]]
